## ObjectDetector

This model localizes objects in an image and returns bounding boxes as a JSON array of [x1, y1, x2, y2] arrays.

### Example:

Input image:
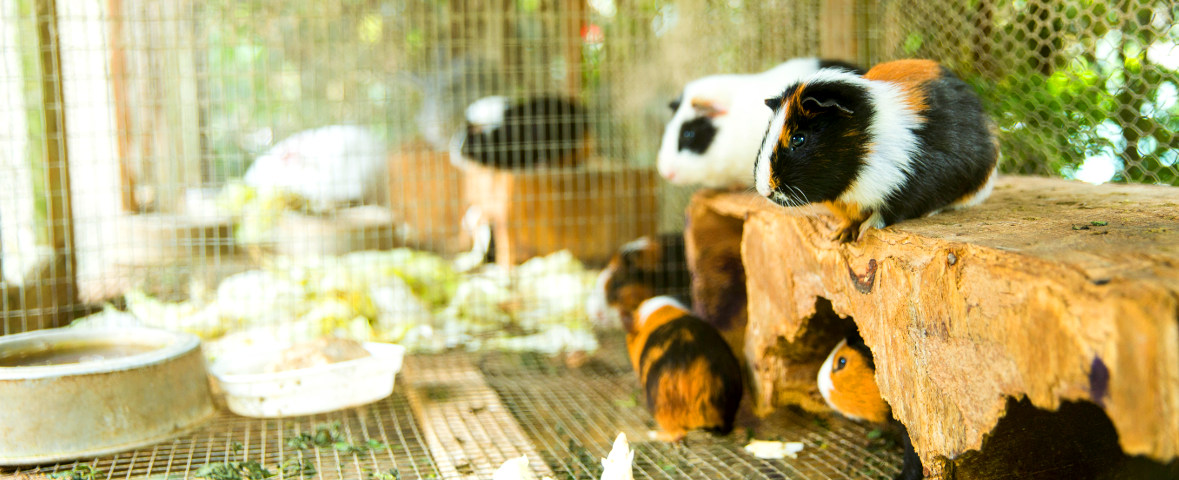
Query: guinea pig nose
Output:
[[665, 171, 676, 180]]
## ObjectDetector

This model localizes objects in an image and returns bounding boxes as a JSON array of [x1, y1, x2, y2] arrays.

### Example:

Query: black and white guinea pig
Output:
[[586, 234, 692, 330], [657, 58, 863, 189], [819, 333, 924, 480], [456, 95, 590, 169], [754, 59, 999, 242], [626, 296, 743, 442]]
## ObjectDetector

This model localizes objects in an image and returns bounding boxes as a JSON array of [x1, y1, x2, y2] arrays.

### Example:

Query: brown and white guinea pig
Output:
[[754, 59, 999, 242], [456, 95, 590, 169], [819, 332, 924, 480], [657, 58, 863, 189], [586, 234, 692, 330], [627, 296, 743, 442]]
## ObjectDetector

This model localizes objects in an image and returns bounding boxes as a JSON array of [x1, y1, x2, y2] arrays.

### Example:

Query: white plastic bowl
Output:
[[208, 342, 405, 418]]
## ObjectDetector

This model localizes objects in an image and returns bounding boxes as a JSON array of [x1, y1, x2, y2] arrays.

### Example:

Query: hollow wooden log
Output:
[[686, 175, 1179, 472]]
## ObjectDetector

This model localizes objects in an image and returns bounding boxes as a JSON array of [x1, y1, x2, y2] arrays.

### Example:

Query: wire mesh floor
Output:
[[1, 336, 902, 480]]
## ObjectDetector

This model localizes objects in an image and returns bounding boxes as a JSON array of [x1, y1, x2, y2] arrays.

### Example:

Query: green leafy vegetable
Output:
[[48, 465, 103, 480], [194, 461, 274, 480]]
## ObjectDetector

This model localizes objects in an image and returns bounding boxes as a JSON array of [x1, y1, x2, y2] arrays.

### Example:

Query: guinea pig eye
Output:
[[790, 133, 806, 149], [834, 356, 847, 372]]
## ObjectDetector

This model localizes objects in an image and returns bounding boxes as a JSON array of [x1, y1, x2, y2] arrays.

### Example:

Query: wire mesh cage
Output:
[[1, 0, 1177, 478]]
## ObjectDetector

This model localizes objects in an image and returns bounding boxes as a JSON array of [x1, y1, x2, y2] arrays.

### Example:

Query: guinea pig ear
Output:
[[764, 95, 784, 111], [801, 96, 855, 116], [690, 97, 727, 118], [668, 95, 683, 112]]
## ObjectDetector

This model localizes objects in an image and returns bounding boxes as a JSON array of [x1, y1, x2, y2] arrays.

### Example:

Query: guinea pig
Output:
[[657, 58, 863, 189], [457, 95, 591, 169], [586, 234, 692, 330], [754, 59, 999, 242], [627, 296, 743, 442], [243, 125, 388, 213], [819, 333, 924, 480]]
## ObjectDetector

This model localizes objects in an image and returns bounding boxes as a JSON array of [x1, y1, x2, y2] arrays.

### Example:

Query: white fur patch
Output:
[[621, 236, 653, 253], [755, 105, 789, 198], [659, 59, 828, 189], [634, 296, 689, 330], [817, 339, 845, 410], [466, 96, 508, 126], [585, 266, 617, 327], [837, 80, 923, 211], [857, 211, 887, 240]]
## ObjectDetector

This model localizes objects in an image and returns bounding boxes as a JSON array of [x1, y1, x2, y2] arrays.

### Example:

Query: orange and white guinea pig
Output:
[[819, 332, 924, 480], [626, 296, 743, 442]]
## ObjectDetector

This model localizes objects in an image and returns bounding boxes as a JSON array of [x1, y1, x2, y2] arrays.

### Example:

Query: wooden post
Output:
[[820, 0, 859, 63], [560, 0, 585, 95], [35, 0, 78, 327], [120, 0, 202, 213], [107, 0, 139, 212]]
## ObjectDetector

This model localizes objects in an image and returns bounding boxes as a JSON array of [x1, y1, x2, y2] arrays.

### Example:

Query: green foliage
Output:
[[194, 461, 274, 480], [198, 1, 424, 182], [15, 0, 48, 246], [955, 0, 1179, 185], [47, 465, 103, 480]]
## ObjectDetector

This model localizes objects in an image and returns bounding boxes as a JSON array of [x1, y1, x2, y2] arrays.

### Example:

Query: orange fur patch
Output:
[[824, 200, 867, 225], [616, 284, 654, 330], [651, 357, 726, 440], [864, 59, 943, 113], [827, 344, 889, 424], [625, 303, 690, 373], [785, 83, 810, 118]]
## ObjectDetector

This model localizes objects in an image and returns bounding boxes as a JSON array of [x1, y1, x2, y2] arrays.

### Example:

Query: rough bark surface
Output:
[[687, 176, 1179, 470]]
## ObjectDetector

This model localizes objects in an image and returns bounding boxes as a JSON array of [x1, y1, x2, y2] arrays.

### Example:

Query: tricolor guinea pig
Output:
[[819, 333, 924, 480], [754, 59, 999, 242], [457, 95, 590, 169], [586, 234, 692, 330], [627, 296, 743, 442], [657, 58, 863, 189]]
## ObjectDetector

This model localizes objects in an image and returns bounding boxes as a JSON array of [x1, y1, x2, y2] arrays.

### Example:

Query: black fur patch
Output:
[[877, 67, 998, 226], [677, 116, 718, 155], [640, 313, 743, 434], [669, 95, 683, 112], [844, 329, 876, 371], [892, 419, 925, 480], [817, 59, 867, 75], [692, 247, 745, 331], [461, 96, 589, 169], [761, 79, 874, 206]]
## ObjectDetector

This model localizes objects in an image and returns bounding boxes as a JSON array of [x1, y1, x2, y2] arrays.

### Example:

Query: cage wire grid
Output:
[[1, 346, 904, 480], [0, 0, 1176, 479], [1, 391, 442, 480]]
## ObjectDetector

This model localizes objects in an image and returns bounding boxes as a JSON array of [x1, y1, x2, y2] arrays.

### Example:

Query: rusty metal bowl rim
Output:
[[0, 327, 201, 380]]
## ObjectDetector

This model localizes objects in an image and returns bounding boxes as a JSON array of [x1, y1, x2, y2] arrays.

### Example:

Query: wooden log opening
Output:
[[685, 175, 1179, 474]]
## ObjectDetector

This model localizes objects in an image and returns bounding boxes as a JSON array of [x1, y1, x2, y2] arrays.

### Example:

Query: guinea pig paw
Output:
[[832, 225, 859, 244], [655, 430, 687, 444]]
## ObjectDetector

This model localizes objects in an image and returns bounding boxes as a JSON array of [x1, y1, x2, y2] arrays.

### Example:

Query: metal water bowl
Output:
[[0, 327, 214, 466]]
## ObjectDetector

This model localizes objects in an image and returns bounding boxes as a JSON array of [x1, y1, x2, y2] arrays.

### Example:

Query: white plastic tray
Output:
[[208, 342, 405, 418]]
